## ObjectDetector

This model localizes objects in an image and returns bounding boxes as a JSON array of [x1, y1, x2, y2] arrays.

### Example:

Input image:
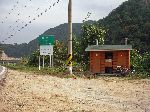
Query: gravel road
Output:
[[0, 70, 150, 112]]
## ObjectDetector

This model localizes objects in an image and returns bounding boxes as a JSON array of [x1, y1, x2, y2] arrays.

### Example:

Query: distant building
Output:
[[85, 45, 132, 74], [0, 51, 20, 65]]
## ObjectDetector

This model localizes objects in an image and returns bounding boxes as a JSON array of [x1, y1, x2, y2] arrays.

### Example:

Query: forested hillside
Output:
[[99, 0, 150, 52], [1, 39, 38, 58], [43, 23, 82, 40], [1, 0, 150, 57], [1, 23, 82, 58]]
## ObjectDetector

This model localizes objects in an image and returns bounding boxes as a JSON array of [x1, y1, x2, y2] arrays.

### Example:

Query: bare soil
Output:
[[0, 70, 150, 112]]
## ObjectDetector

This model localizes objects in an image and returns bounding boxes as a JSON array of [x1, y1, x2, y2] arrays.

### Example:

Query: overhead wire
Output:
[[82, 12, 92, 23], [0, 0, 51, 40], [0, 1, 20, 42], [1, 0, 61, 44], [1, 1, 20, 24], [0, 0, 24, 43], [1, 0, 39, 43]]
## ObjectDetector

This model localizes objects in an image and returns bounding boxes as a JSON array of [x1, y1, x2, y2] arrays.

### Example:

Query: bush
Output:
[[130, 50, 150, 78]]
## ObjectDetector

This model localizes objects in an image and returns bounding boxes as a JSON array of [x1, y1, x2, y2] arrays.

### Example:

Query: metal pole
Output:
[[52, 55, 53, 67], [50, 55, 51, 67], [39, 56, 41, 70], [68, 0, 73, 74], [43, 55, 44, 68]]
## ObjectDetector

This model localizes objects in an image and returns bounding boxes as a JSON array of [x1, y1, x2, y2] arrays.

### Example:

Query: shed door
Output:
[[118, 51, 126, 67], [105, 52, 113, 67], [92, 52, 100, 73]]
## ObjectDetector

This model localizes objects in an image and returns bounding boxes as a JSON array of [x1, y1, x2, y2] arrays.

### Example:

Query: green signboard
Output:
[[38, 35, 54, 45]]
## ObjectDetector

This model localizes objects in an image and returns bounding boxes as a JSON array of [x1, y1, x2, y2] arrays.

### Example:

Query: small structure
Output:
[[0, 51, 20, 65], [85, 45, 132, 74]]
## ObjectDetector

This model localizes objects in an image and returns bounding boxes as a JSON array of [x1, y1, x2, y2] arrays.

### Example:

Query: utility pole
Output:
[[67, 0, 73, 74]]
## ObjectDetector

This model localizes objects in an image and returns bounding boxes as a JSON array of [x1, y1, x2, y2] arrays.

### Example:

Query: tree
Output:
[[27, 39, 69, 67], [130, 49, 150, 77], [72, 35, 81, 62], [28, 50, 39, 66], [80, 23, 106, 69], [130, 49, 143, 70], [53, 40, 67, 66]]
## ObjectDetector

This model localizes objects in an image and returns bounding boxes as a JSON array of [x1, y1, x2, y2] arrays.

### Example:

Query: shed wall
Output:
[[90, 50, 130, 73]]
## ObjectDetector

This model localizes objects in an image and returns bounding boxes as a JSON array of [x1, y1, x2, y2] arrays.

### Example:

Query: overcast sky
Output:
[[0, 0, 128, 44]]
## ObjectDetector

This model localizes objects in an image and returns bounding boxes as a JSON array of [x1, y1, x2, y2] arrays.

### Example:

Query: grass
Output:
[[4, 64, 68, 78], [3, 64, 150, 80], [127, 73, 150, 79], [3, 64, 93, 79]]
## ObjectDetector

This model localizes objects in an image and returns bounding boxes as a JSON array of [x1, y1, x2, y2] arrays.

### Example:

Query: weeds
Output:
[[3, 64, 150, 80]]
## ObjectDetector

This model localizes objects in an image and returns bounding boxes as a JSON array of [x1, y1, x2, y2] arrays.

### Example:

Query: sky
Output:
[[0, 0, 128, 44]]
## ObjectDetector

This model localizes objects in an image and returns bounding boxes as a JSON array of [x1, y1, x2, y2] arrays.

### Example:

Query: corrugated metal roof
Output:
[[85, 45, 132, 51]]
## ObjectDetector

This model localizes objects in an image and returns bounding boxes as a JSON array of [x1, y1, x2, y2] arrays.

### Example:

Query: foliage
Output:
[[80, 23, 106, 69], [130, 50, 150, 78], [72, 35, 82, 62], [1, 41, 38, 58], [5, 64, 68, 78], [27, 40, 67, 68], [27, 50, 39, 66], [142, 52, 150, 70], [26, 23, 106, 71], [130, 49, 143, 70], [53, 40, 67, 67], [99, 0, 150, 53]]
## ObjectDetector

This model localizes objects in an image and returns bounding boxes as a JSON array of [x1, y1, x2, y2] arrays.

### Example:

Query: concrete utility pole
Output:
[[68, 0, 73, 74]]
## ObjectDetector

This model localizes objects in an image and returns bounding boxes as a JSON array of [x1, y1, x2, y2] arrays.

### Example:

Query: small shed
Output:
[[85, 45, 132, 74]]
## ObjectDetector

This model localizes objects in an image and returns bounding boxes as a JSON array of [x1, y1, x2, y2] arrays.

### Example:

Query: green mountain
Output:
[[43, 23, 82, 40], [1, 23, 82, 58], [1, 0, 150, 58], [99, 0, 150, 52]]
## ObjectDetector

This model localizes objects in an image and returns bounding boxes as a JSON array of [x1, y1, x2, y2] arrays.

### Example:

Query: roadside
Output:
[[0, 69, 150, 112]]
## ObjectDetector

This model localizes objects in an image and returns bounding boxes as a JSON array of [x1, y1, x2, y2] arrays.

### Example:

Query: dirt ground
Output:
[[0, 70, 150, 112]]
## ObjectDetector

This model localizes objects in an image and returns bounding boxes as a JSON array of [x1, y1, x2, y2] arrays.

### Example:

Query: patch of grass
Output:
[[3, 64, 150, 80], [127, 72, 150, 80], [4, 64, 68, 78]]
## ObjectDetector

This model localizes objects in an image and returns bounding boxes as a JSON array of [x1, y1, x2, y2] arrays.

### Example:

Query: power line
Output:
[[82, 12, 92, 23], [1, 1, 20, 24], [1, 0, 62, 44]]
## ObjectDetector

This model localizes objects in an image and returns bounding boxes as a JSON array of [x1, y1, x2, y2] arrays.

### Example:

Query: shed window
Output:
[[105, 52, 113, 59]]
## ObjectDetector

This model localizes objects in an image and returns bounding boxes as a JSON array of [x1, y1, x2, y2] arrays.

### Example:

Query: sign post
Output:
[[39, 56, 41, 70], [38, 35, 54, 70], [43, 55, 45, 68]]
